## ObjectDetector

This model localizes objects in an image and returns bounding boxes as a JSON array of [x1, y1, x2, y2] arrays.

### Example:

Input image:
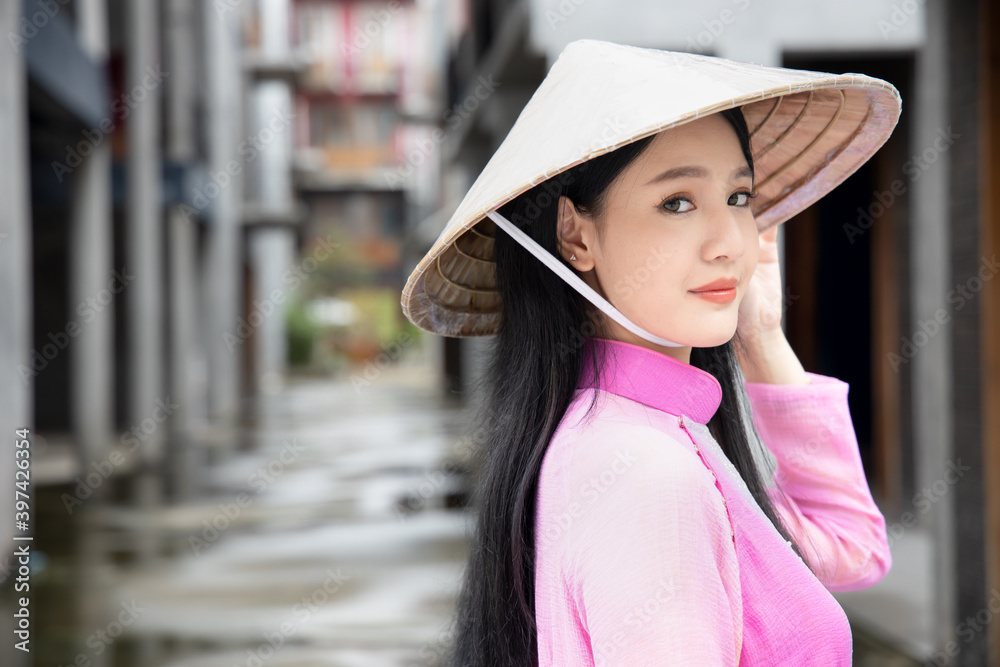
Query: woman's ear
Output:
[[557, 196, 596, 270]]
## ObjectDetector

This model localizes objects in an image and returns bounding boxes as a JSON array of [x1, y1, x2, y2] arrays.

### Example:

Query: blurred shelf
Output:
[[242, 51, 310, 83], [242, 201, 308, 228]]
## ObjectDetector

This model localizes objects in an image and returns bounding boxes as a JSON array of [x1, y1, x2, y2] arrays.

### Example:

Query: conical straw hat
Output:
[[401, 39, 901, 338]]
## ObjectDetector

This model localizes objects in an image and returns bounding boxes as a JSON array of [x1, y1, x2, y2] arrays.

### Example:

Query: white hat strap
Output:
[[486, 210, 683, 348]]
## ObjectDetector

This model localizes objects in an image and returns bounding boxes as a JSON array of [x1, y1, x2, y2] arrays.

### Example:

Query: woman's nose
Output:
[[702, 201, 747, 262]]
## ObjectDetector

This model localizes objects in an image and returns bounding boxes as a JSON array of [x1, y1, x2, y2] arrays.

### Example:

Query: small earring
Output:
[[570, 254, 577, 261]]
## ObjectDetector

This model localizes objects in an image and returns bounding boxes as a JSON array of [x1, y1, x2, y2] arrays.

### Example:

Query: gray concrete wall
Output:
[[528, 0, 923, 65]]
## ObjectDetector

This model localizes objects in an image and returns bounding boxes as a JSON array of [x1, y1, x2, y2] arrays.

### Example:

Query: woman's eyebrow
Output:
[[645, 164, 753, 186]]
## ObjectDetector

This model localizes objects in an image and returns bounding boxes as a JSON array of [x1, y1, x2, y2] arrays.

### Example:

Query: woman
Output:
[[401, 40, 901, 666]]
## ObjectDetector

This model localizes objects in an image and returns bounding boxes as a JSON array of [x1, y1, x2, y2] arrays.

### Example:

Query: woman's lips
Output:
[[689, 288, 737, 304], [690, 277, 737, 292], [689, 278, 738, 304]]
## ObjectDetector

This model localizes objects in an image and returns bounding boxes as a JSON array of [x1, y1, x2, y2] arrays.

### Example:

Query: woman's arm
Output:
[[744, 371, 893, 592], [734, 226, 890, 591]]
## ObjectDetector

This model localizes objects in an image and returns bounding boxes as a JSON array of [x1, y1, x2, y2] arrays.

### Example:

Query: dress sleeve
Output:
[[563, 425, 742, 666], [744, 371, 892, 592]]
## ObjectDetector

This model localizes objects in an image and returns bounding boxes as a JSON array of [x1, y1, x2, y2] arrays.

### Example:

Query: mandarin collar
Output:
[[578, 336, 723, 424]]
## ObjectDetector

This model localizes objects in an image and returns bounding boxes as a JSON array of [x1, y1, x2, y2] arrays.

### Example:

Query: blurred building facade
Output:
[[0, 0, 254, 520], [422, 0, 1000, 665], [0, 4, 282, 663], [0, 0, 452, 664], [289, 0, 455, 365]]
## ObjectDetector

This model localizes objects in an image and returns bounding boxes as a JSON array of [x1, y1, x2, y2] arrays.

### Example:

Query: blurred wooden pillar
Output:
[[981, 0, 1000, 663], [871, 127, 903, 516], [782, 206, 819, 372], [910, 0, 958, 654], [948, 0, 994, 664]]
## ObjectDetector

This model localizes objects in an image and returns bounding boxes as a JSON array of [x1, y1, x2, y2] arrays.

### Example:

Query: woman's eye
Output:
[[662, 197, 694, 213], [729, 189, 759, 207]]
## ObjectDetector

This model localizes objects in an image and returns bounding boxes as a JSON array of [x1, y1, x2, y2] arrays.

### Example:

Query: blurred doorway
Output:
[[781, 53, 914, 515]]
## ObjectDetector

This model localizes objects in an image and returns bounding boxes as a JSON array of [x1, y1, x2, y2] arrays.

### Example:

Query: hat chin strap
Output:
[[486, 210, 684, 348]]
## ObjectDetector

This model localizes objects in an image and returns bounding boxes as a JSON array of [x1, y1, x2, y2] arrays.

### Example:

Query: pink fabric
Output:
[[534, 337, 891, 666]]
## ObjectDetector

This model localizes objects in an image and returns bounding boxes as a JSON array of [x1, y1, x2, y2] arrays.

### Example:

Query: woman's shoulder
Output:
[[542, 387, 718, 501], [551, 388, 698, 461], [537, 390, 737, 577]]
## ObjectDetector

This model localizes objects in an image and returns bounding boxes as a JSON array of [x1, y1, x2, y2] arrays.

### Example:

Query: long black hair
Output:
[[444, 108, 809, 666]]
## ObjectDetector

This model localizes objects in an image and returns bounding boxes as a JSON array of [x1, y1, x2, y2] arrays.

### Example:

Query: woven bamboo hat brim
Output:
[[401, 39, 901, 338]]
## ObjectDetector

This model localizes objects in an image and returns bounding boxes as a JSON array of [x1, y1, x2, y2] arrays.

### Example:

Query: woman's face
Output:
[[558, 112, 759, 360]]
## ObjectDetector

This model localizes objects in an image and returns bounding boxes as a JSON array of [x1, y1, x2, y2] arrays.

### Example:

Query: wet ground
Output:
[[15, 358, 924, 666], [26, 362, 475, 667]]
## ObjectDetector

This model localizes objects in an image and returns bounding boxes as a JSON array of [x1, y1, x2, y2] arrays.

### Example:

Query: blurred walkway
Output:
[[111, 364, 473, 666]]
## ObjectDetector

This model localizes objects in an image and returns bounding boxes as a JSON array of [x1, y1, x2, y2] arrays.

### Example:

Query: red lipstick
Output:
[[689, 277, 738, 304]]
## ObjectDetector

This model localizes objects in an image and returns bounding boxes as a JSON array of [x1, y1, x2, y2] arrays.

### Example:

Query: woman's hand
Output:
[[737, 225, 785, 343], [736, 225, 810, 385]]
